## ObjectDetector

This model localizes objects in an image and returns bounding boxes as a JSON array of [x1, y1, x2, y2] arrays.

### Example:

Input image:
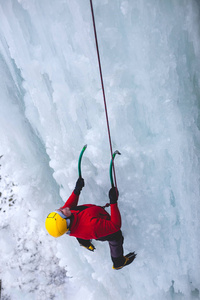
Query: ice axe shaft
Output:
[[109, 150, 121, 187], [78, 145, 87, 178]]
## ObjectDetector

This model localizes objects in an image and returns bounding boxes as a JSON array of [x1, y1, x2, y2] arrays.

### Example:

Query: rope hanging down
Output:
[[90, 0, 118, 189]]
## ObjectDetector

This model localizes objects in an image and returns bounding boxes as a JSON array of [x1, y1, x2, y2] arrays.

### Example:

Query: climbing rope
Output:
[[90, 0, 118, 189]]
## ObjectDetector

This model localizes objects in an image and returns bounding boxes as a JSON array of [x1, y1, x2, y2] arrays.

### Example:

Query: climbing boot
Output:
[[79, 240, 96, 252], [112, 252, 137, 270]]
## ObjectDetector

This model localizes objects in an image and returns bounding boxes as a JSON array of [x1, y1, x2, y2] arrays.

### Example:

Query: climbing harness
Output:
[[90, 0, 119, 189]]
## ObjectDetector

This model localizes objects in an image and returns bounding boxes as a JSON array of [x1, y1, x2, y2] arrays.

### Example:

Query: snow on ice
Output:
[[0, 0, 200, 299]]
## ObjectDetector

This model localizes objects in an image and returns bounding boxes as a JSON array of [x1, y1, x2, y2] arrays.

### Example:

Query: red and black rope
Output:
[[90, 0, 118, 189]]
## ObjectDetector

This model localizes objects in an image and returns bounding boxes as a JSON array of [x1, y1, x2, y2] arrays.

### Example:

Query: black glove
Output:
[[74, 177, 85, 195], [109, 187, 119, 204]]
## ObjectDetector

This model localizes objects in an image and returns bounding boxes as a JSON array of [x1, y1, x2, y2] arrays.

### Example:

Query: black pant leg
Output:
[[109, 233, 124, 258], [97, 230, 125, 267]]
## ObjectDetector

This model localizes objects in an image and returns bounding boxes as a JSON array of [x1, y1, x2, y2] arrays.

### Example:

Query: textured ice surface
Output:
[[0, 0, 200, 299]]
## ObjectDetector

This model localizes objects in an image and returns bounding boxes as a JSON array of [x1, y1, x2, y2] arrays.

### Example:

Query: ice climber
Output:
[[45, 177, 136, 270]]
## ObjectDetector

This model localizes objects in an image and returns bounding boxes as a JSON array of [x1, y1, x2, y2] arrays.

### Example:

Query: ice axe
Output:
[[78, 145, 87, 178], [109, 150, 121, 187]]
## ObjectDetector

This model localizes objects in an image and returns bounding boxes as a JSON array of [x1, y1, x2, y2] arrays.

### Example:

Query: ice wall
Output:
[[0, 0, 200, 299]]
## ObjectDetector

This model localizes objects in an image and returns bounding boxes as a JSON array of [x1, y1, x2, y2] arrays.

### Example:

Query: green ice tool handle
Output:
[[78, 145, 87, 178], [109, 150, 121, 187]]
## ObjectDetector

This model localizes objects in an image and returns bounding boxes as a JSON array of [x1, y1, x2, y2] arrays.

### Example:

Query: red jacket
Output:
[[61, 191, 121, 239]]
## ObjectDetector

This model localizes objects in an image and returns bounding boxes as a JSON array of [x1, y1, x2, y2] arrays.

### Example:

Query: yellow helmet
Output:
[[45, 211, 69, 238]]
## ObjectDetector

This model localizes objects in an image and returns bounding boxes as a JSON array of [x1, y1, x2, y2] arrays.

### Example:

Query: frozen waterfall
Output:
[[0, 0, 200, 299]]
